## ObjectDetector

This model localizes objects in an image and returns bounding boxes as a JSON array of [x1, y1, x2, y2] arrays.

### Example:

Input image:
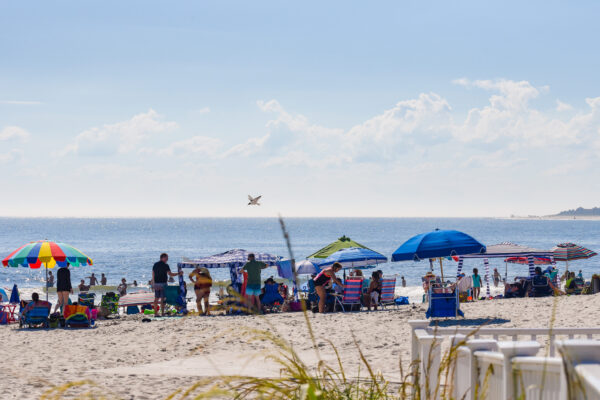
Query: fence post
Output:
[[417, 334, 442, 400], [497, 341, 540, 400], [409, 320, 430, 363], [466, 339, 498, 400]]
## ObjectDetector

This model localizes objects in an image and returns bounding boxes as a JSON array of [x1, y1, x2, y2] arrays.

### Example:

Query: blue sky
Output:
[[1, 1, 599, 217]]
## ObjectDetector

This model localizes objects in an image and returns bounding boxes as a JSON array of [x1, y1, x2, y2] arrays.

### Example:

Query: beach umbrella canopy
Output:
[[552, 243, 597, 262], [318, 247, 387, 269], [177, 249, 280, 269], [505, 256, 553, 265], [2, 240, 93, 269], [391, 229, 486, 262], [308, 236, 372, 259], [295, 260, 321, 275]]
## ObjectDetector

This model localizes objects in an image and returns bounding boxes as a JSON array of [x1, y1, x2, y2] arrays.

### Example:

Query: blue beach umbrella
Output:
[[318, 247, 388, 269], [391, 229, 485, 279]]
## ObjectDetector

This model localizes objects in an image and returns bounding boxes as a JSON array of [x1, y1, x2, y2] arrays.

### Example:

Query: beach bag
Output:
[[127, 305, 140, 315], [0, 311, 7, 325], [48, 313, 60, 328], [395, 296, 409, 305]]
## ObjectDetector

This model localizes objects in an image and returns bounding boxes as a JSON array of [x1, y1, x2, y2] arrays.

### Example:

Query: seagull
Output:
[[248, 195, 262, 206]]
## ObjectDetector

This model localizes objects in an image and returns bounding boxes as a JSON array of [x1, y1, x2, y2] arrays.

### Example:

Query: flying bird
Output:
[[248, 195, 262, 206]]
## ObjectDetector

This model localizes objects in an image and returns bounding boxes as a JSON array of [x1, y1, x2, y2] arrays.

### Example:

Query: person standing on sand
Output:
[[401, 276, 406, 288], [100, 273, 107, 286], [242, 253, 268, 312], [189, 266, 212, 315], [54, 264, 72, 316], [472, 268, 482, 300], [117, 278, 128, 297], [313, 262, 343, 313], [152, 253, 181, 316]]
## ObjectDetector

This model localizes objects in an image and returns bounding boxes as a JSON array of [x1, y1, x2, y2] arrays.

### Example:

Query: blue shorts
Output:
[[154, 283, 167, 299], [246, 284, 261, 296]]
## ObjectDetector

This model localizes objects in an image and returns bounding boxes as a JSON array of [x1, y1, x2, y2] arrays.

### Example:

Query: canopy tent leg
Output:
[[528, 255, 535, 278], [484, 258, 490, 298], [439, 258, 444, 282], [456, 257, 464, 278], [45, 264, 48, 302]]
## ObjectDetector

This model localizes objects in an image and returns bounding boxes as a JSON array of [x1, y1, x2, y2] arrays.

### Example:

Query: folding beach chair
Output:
[[19, 301, 52, 328], [100, 292, 119, 315], [334, 278, 363, 312], [426, 283, 464, 318], [64, 304, 94, 328], [78, 293, 96, 308], [379, 277, 397, 310]]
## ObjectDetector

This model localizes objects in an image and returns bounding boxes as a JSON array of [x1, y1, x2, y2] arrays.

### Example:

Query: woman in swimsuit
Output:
[[312, 262, 343, 313]]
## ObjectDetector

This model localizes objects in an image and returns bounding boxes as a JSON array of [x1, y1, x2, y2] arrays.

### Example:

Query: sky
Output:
[[1, 1, 599, 217]]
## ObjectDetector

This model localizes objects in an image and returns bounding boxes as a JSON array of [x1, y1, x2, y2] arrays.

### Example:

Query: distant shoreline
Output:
[[505, 216, 600, 221]]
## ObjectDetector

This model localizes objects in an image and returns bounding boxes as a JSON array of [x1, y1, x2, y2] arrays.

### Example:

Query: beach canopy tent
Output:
[[552, 243, 597, 273], [2, 240, 93, 301], [178, 249, 280, 293], [318, 247, 387, 270], [459, 242, 555, 298], [308, 236, 372, 259], [391, 229, 486, 280]]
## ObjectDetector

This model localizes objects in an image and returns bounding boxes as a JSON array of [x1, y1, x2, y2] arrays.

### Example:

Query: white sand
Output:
[[1, 294, 599, 399]]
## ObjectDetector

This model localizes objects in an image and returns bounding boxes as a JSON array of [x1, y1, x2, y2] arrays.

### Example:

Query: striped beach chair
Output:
[[334, 278, 363, 312], [379, 277, 397, 310]]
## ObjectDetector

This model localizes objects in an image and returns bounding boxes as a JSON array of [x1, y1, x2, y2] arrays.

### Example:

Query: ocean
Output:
[[1, 217, 599, 302]]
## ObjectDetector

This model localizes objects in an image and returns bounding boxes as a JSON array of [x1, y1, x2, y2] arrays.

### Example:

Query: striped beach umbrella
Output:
[[552, 243, 597, 262], [552, 243, 597, 273], [2, 240, 93, 269]]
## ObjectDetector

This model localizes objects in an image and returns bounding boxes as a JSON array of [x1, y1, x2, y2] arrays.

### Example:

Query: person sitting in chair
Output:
[[22, 292, 51, 315], [531, 266, 562, 297]]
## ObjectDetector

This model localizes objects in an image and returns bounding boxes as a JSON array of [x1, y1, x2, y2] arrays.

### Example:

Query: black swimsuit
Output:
[[313, 269, 332, 287]]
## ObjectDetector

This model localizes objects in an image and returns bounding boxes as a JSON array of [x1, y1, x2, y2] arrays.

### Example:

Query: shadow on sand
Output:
[[429, 317, 511, 327]]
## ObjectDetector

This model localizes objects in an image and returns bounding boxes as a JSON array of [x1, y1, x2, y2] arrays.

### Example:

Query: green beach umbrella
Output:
[[308, 236, 372, 259]]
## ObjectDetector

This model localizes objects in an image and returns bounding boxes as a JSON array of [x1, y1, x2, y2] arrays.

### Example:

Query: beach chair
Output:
[[426, 284, 464, 318], [334, 279, 363, 312], [100, 292, 119, 315], [78, 293, 96, 308], [531, 275, 553, 297], [379, 277, 397, 310], [19, 301, 52, 328], [64, 304, 94, 328], [262, 283, 284, 311]]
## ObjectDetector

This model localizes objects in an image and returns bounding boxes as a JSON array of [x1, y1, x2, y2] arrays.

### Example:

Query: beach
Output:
[[1, 294, 599, 399]]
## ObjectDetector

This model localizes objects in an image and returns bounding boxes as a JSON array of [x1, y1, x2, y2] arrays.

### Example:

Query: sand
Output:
[[1, 294, 599, 399]]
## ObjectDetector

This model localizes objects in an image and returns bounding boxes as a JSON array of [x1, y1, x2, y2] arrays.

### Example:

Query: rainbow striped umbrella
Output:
[[2, 240, 93, 269]]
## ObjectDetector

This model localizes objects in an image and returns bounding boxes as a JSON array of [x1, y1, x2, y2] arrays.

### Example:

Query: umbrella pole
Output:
[[439, 258, 444, 281], [45, 264, 48, 302]]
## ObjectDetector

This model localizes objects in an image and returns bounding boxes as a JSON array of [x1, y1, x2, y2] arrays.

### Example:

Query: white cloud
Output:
[[195, 107, 211, 114], [0, 149, 24, 163], [556, 99, 573, 112], [220, 79, 600, 176], [64, 109, 177, 156], [0, 100, 42, 105], [151, 135, 222, 157], [0, 126, 30, 142]]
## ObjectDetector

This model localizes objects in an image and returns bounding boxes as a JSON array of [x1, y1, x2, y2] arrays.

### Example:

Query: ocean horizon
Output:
[[2, 217, 599, 293]]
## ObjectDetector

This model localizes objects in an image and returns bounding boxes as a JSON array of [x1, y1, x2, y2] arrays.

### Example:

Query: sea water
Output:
[[1, 218, 599, 303]]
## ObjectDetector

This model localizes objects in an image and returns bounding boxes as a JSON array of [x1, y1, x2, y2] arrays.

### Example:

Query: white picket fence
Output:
[[408, 320, 600, 400]]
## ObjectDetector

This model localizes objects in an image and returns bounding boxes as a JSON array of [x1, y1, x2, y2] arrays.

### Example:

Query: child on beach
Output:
[[117, 278, 128, 297], [472, 268, 481, 300]]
